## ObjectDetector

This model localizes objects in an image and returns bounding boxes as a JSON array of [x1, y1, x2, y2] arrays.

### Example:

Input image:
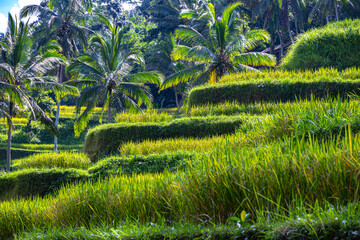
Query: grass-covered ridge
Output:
[[282, 19, 360, 70], [1, 128, 360, 238], [84, 115, 251, 161], [188, 68, 360, 107]]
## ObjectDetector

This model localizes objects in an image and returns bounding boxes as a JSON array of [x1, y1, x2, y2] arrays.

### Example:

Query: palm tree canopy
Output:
[[160, 2, 276, 91], [0, 14, 79, 136], [67, 15, 164, 136], [21, 0, 93, 57]]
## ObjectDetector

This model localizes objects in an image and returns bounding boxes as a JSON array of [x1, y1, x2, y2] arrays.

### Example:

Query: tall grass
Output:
[[119, 136, 230, 156], [220, 67, 360, 84], [1, 130, 360, 238], [115, 109, 174, 123], [12, 152, 90, 170]]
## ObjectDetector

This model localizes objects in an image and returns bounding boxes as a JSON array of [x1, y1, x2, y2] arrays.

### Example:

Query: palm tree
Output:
[[68, 16, 164, 136], [309, 0, 355, 23], [0, 14, 77, 172], [160, 2, 275, 92], [21, 0, 93, 151]]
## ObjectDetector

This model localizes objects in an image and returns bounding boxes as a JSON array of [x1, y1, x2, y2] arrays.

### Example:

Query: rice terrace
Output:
[[1, 0, 360, 239]]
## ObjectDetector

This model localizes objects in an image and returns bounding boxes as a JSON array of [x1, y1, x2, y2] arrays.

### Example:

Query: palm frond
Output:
[[222, 2, 242, 27], [123, 71, 164, 86], [232, 52, 276, 67], [117, 83, 153, 108], [175, 26, 210, 47], [160, 64, 207, 91]]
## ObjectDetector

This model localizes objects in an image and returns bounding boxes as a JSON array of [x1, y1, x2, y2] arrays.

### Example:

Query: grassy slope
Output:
[[2, 70, 360, 239]]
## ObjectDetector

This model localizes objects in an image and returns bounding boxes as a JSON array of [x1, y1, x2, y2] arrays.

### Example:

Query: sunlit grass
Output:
[[220, 67, 360, 84], [115, 109, 174, 123], [12, 152, 90, 170]]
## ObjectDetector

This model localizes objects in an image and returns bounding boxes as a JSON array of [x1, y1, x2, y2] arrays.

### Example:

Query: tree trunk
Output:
[[277, 27, 284, 61], [6, 102, 13, 172], [54, 64, 66, 152], [108, 98, 112, 124], [334, 1, 339, 21], [326, 14, 329, 24], [174, 86, 179, 108], [287, 19, 294, 44], [294, 16, 299, 35], [54, 101, 60, 152]]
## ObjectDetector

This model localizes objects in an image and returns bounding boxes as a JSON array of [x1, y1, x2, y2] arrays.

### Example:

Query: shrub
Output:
[[12, 152, 90, 170], [0, 168, 89, 201], [281, 19, 360, 70], [84, 116, 249, 161], [89, 152, 197, 177]]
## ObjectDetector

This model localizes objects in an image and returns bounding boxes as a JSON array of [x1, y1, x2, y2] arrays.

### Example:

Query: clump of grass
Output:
[[115, 109, 174, 123], [220, 67, 360, 84], [89, 152, 197, 177], [281, 19, 360, 70], [12, 152, 90, 170], [240, 97, 360, 143], [188, 101, 276, 117], [119, 136, 230, 156]]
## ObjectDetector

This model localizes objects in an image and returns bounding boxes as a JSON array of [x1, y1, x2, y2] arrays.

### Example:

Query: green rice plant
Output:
[[1, 129, 360, 238], [0, 168, 89, 201], [219, 67, 360, 84], [0, 143, 84, 152], [188, 101, 278, 117], [188, 77, 360, 107], [12, 152, 90, 170], [89, 152, 196, 177], [119, 136, 230, 156], [114, 109, 174, 123], [85, 115, 250, 161], [282, 19, 360, 70], [239, 97, 360, 143]]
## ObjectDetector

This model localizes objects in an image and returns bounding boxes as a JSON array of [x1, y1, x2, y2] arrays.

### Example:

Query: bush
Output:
[[188, 79, 360, 107], [0, 168, 89, 201], [12, 152, 90, 170], [89, 152, 197, 177], [281, 19, 360, 70], [84, 116, 249, 161]]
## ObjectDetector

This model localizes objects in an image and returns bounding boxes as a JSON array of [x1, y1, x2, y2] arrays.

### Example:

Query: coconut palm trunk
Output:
[[6, 101, 13, 172], [174, 86, 179, 108], [108, 102, 112, 123], [54, 64, 66, 152], [334, 0, 339, 21]]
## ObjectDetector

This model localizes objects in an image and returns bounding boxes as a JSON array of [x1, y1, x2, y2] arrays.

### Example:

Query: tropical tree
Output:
[[21, 0, 93, 151], [309, 0, 355, 23], [160, 2, 275, 92], [0, 14, 77, 172], [68, 16, 163, 136]]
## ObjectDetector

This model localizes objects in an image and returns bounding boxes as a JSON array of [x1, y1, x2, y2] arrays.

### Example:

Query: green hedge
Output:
[[282, 19, 360, 70], [84, 116, 248, 161], [0, 168, 89, 201], [89, 152, 197, 178], [188, 81, 360, 107]]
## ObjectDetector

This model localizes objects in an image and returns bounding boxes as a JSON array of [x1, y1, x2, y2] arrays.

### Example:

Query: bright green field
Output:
[[2, 69, 360, 239]]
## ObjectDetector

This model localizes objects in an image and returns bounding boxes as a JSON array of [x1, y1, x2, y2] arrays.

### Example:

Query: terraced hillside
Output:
[[1, 68, 360, 239]]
